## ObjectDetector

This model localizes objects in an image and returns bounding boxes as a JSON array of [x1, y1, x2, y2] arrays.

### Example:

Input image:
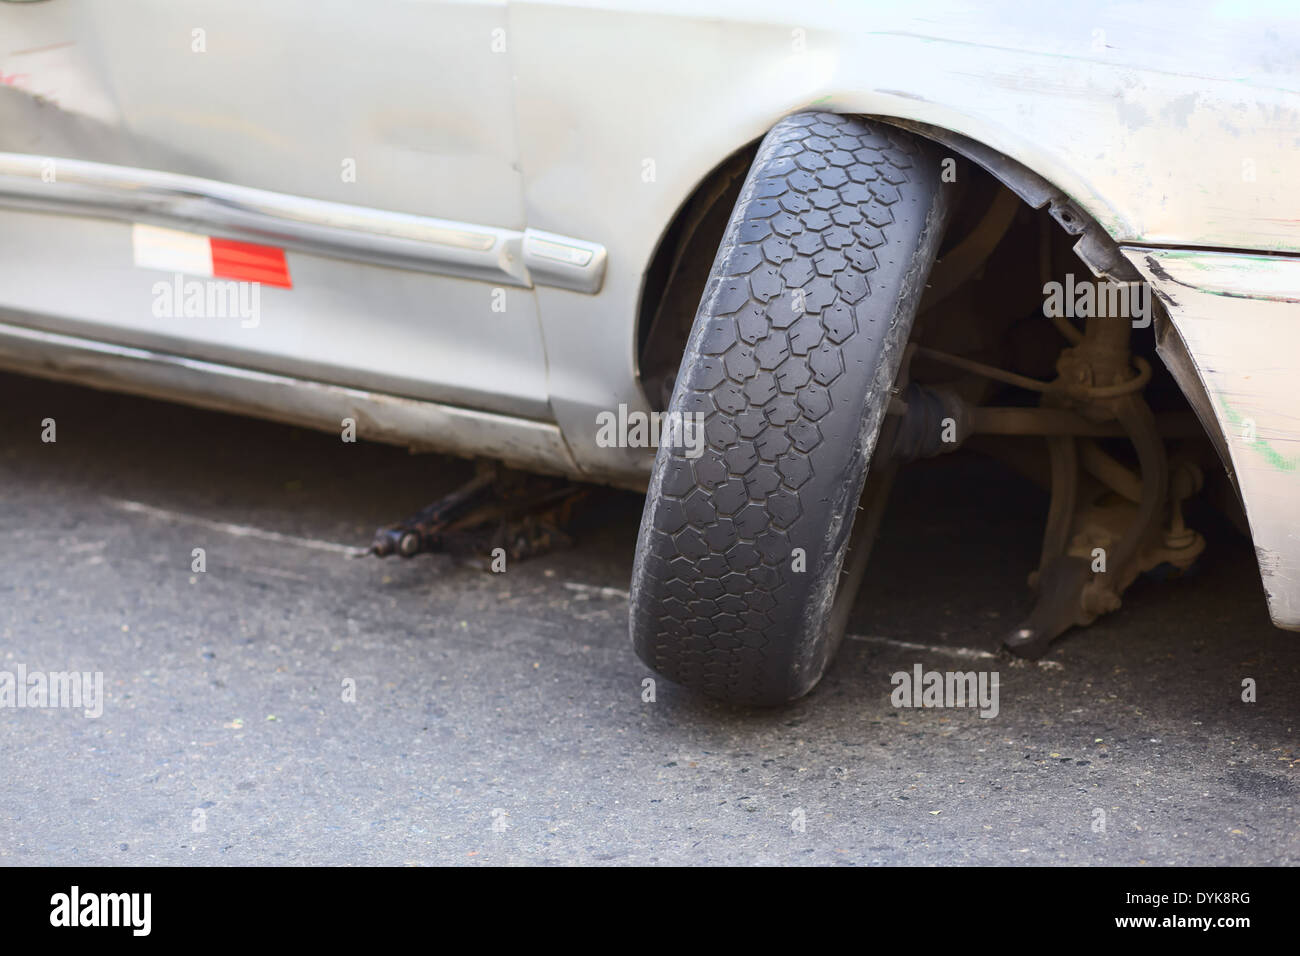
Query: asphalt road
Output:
[[1, 371, 1296, 865]]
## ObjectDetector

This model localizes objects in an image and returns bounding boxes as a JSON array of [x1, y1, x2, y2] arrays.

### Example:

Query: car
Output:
[[2, 1, 1297, 705]]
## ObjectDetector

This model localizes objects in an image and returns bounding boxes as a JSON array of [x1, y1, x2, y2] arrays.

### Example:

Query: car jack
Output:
[[367, 462, 589, 564]]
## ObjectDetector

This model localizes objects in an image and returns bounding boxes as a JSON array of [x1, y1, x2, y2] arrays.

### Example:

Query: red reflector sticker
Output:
[[210, 237, 292, 288], [133, 224, 291, 288]]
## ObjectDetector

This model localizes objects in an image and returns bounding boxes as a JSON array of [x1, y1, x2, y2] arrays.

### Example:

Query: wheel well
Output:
[[634, 118, 1056, 411], [634, 112, 1237, 521], [634, 115, 1114, 411], [636, 139, 757, 412], [634, 115, 1221, 461]]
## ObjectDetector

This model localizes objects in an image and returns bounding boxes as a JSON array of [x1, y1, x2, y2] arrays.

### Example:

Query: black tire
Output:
[[629, 112, 950, 706]]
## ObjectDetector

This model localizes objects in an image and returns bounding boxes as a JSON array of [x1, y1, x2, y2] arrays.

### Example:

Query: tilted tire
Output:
[[629, 112, 950, 706]]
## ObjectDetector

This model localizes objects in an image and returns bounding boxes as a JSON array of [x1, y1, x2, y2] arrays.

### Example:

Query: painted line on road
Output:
[[106, 498, 369, 557], [564, 581, 631, 600], [89, 520, 1049, 668], [846, 633, 1062, 669], [556, 584, 1060, 667], [847, 634, 996, 659]]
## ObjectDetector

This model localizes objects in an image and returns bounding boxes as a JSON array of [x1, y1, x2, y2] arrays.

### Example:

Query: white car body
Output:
[[1, 1, 1297, 627]]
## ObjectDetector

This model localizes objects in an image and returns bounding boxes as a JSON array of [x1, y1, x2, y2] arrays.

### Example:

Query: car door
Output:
[[0, 0, 553, 420]]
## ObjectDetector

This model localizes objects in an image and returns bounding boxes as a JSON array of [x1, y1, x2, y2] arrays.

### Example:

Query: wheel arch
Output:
[[634, 109, 1231, 477], [636, 111, 1142, 381]]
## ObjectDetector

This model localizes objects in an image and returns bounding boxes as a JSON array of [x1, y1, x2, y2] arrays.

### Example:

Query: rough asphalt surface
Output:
[[1, 372, 1295, 865]]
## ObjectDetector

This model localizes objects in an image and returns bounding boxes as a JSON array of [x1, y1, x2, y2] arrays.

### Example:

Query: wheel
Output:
[[629, 112, 951, 706]]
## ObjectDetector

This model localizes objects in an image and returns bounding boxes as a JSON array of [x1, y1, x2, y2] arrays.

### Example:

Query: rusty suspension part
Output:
[[887, 389, 1201, 461], [911, 344, 1151, 399], [890, 306, 1205, 659]]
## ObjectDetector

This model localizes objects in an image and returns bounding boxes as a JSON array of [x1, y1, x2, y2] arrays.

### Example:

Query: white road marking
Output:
[[846, 633, 996, 659], [91, 516, 1055, 666], [240, 564, 315, 583], [106, 498, 368, 557], [556, 583, 1061, 667], [846, 633, 1063, 669], [564, 581, 630, 600], [63, 540, 107, 554]]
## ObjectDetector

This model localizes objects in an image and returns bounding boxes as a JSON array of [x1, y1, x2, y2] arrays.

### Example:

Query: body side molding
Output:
[[0, 154, 607, 294]]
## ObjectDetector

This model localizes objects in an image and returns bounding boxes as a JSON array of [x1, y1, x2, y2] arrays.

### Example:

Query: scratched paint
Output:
[[1217, 396, 1300, 473]]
